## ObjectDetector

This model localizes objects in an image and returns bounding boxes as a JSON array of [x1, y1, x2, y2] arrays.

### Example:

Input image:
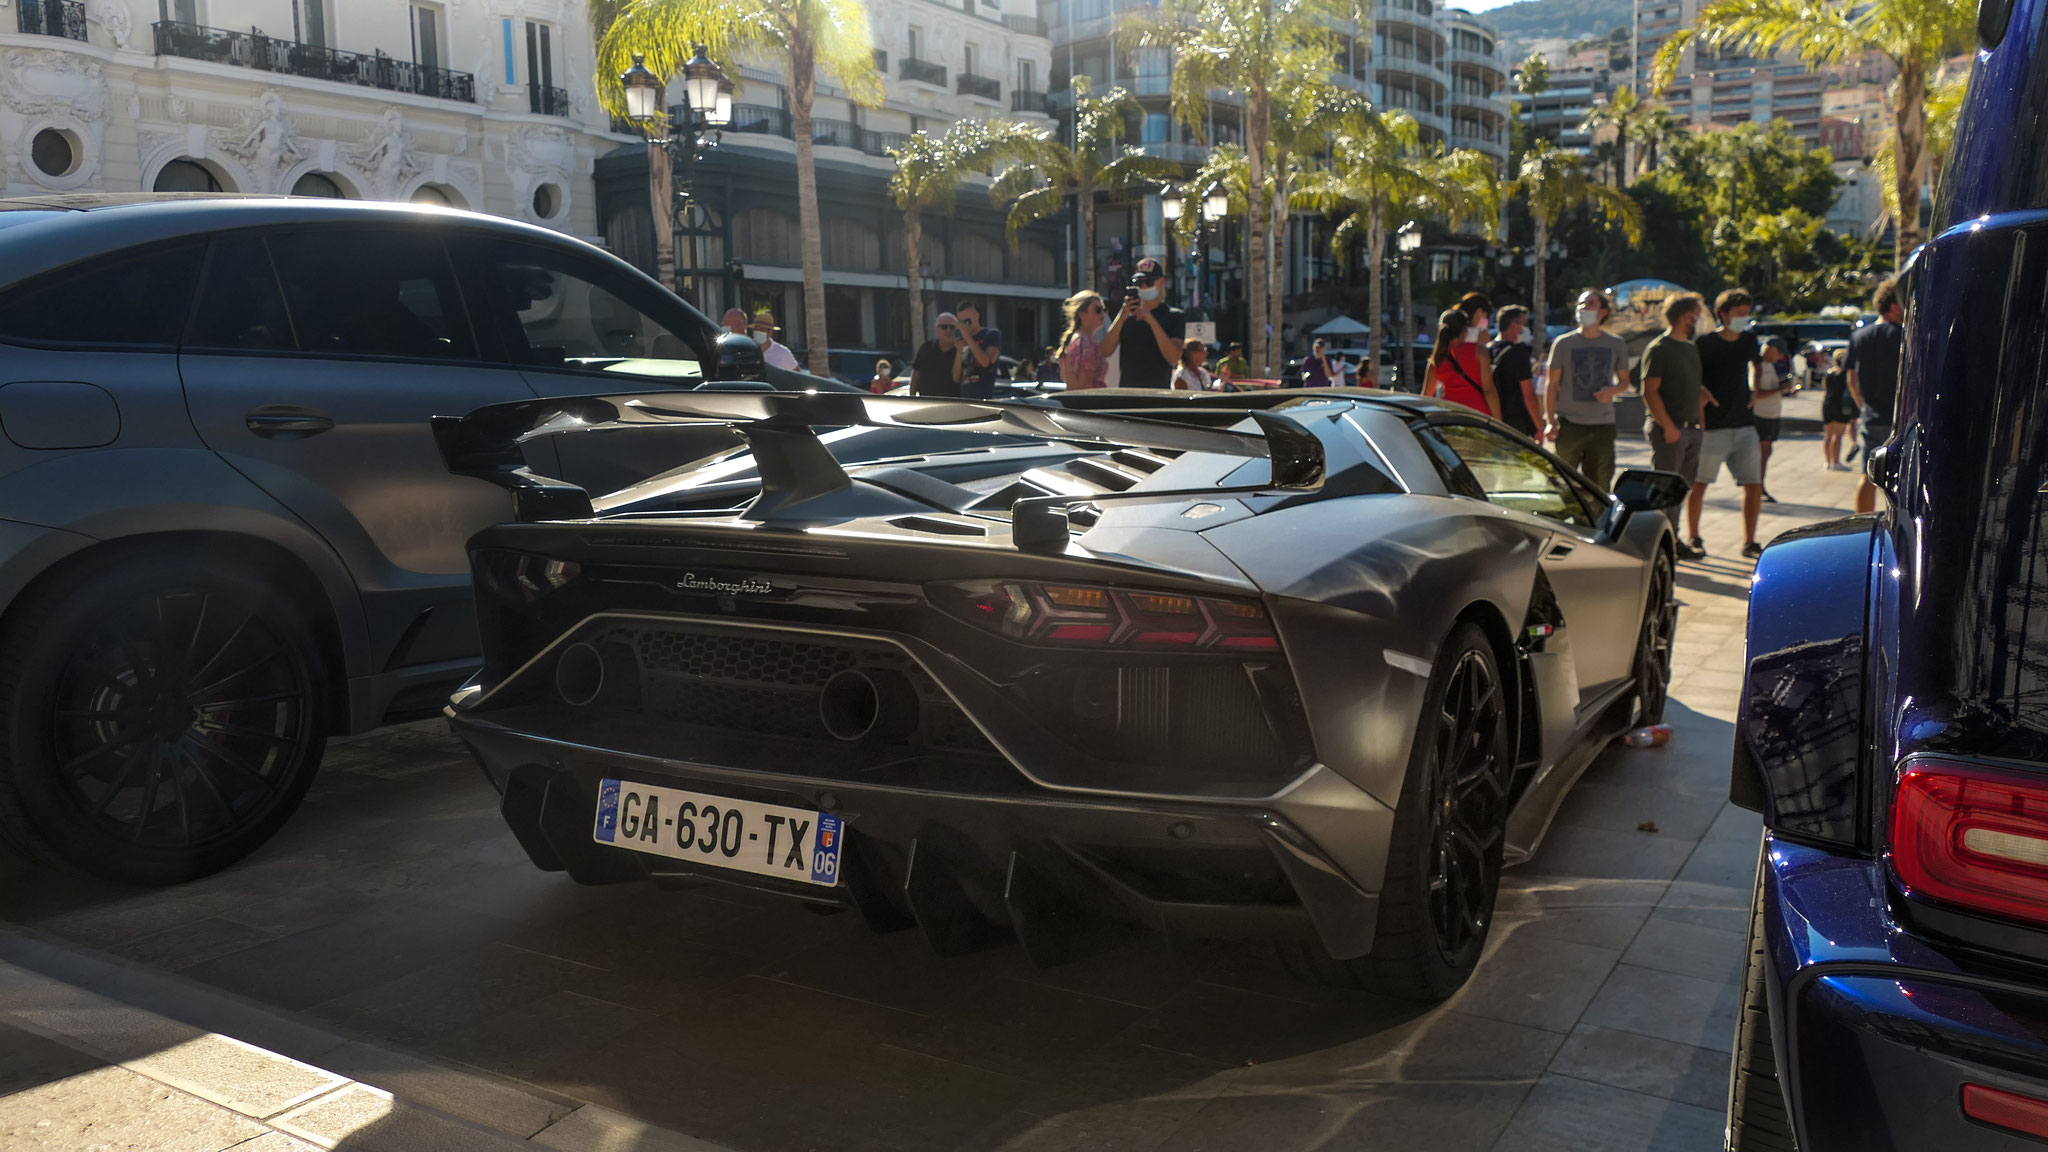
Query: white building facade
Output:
[[2, 0, 623, 238]]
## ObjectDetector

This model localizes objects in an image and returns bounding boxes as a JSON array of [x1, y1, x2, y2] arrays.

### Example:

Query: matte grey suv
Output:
[[0, 194, 791, 884]]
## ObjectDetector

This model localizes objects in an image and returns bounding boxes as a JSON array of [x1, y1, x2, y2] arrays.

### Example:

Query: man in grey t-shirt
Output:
[[1543, 288, 1631, 490]]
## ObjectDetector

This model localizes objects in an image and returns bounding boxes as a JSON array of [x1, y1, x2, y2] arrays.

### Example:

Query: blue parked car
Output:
[[1731, 3, 2048, 1147]]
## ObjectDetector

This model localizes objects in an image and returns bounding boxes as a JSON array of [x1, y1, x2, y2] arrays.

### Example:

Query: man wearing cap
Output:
[[748, 310, 798, 371], [910, 312, 963, 397], [1218, 341, 1250, 384], [1100, 257, 1185, 391], [720, 308, 749, 338]]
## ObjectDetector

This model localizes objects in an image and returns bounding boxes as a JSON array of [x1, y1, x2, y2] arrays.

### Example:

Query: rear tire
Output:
[[1728, 838, 1798, 1151], [1281, 621, 1510, 1001], [0, 555, 329, 885], [1635, 552, 1676, 726]]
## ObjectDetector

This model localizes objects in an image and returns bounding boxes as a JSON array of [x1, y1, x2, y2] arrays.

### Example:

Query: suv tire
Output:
[[1728, 838, 1798, 1151], [0, 555, 329, 885]]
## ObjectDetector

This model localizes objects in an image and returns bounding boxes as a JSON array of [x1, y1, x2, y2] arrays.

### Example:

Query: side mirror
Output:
[[1613, 468, 1689, 512], [713, 331, 766, 381], [1866, 443, 1895, 489]]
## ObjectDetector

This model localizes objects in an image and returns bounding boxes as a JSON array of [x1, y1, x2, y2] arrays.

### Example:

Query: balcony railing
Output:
[[957, 72, 1000, 100], [1011, 89, 1051, 114], [18, 0, 86, 40], [811, 118, 863, 149], [1002, 14, 1048, 35], [151, 22, 477, 103], [529, 83, 570, 116], [728, 103, 793, 137], [864, 129, 912, 156], [899, 57, 947, 86]]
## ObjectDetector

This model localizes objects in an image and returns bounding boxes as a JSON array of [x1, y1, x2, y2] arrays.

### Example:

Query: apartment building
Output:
[[1515, 58, 1608, 155], [3, 0, 617, 233], [1633, 0, 1827, 146]]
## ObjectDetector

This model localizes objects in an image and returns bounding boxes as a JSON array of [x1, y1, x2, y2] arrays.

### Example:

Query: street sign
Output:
[[1185, 321, 1217, 345]]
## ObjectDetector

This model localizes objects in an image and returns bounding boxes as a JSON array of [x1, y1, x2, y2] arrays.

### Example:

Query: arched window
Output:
[[292, 172, 345, 198], [952, 233, 1004, 280], [154, 159, 223, 193], [731, 206, 798, 265], [822, 217, 880, 269]]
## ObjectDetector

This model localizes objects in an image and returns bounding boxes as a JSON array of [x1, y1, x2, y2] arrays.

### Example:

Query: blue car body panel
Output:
[[1739, 0, 2048, 1143]]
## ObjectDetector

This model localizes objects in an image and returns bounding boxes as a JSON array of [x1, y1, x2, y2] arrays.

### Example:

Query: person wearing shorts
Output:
[[1752, 336, 1791, 502], [1847, 278, 1906, 514], [1639, 292, 1707, 557], [1691, 288, 1779, 559]]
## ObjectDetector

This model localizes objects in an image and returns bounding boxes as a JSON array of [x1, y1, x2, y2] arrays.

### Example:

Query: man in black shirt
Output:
[[909, 311, 963, 397], [1692, 288, 1782, 559], [1100, 257, 1186, 390], [1487, 305, 1539, 437], [1846, 278, 1906, 514]]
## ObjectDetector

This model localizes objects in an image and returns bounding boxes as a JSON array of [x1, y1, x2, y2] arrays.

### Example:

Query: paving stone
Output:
[[1447, 932, 1622, 1035], [1581, 963, 1743, 1052], [1621, 913, 1749, 985], [119, 1032, 343, 1120], [1491, 1073, 1725, 1152], [0, 1020, 101, 1097], [1550, 1023, 1732, 1111], [271, 1082, 529, 1151], [0, 1064, 271, 1152], [533, 1103, 739, 1152]]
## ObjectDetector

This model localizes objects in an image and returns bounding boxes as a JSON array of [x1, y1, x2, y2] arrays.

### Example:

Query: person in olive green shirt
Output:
[[1218, 342, 1250, 384], [1640, 291, 1707, 557]]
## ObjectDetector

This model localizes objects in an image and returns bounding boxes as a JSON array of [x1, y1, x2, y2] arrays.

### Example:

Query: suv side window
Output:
[[453, 234, 706, 377], [0, 244, 204, 349], [264, 230, 475, 360], [186, 233, 295, 351], [1429, 423, 1599, 529]]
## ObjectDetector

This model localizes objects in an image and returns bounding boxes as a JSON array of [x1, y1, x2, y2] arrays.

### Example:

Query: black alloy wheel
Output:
[[0, 557, 328, 885], [1426, 647, 1510, 966], [1281, 621, 1510, 1001], [1636, 554, 1677, 726]]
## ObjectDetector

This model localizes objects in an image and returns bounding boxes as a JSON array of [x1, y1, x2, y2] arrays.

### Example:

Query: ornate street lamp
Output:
[[622, 46, 732, 305], [1202, 184, 1229, 222], [1394, 220, 1423, 391]]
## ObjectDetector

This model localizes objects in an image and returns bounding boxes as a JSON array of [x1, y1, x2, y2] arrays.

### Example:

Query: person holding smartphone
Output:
[[1099, 258, 1185, 391]]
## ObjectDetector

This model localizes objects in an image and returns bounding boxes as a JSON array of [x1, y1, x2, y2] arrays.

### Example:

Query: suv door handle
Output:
[[245, 406, 334, 438]]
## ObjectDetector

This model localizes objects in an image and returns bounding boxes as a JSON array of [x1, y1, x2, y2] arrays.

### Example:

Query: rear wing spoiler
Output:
[[432, 390, 1324, 528]]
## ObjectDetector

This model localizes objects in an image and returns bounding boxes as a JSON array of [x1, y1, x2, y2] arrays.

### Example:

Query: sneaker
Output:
[[1742, 541, 1764, 559], [1846, 443, 1862, 463], [1688, 535, 1706, 554], [1675, 541, 1705, 562], [1761, 490, 1778, 503]]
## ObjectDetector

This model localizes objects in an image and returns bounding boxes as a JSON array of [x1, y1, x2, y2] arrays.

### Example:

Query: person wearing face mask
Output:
[[1639, 292, 1707, 558], [1427, 308, 1500, 417], [1100, 257, 1185, 391], [910, 311, 963, 397], [746, 311, 798, 371], [1690, 288, 1782, 559], [1543, 288, 1631, 490], [1487, 305, 1540, 437]]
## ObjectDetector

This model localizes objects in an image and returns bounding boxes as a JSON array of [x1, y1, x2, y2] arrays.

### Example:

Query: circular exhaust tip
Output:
[[556, 642, 605, 707], [819, 668, 917, 742]]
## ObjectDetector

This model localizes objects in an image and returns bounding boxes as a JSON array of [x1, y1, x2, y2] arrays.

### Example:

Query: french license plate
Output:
[[593, 778, 842, 887]]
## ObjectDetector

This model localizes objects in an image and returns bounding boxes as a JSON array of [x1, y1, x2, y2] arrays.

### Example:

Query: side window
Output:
[[0, 244, 203, 349], [1430, 423, 1599, 529], [265, 230, 475, 360], [186, 234, 295, 350], [454, 235, 705, 377]]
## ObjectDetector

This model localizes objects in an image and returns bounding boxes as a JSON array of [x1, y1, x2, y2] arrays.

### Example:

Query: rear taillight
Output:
[[941, 580, 1279, 651], [1891, 760, 2048, 928], [1963, 1084, 2048, 1141], [475, 549, 580, 605]]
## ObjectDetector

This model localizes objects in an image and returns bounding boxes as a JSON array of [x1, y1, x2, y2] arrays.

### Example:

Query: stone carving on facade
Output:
[[0, 49, 108, 121], [89, 0, 131, 50], [507, 124, 573, 222], [221, 90, 303, 193], [166, 94, 188, 122], [346, 109, 421, 199]]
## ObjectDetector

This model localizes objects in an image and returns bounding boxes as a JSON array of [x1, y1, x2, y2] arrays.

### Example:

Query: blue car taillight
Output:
[[1891, 759, 2048, 929]]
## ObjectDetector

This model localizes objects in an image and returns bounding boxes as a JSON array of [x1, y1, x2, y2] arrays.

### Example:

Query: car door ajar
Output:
[[1429, 423, 1645, 707], [176, 228, 540, 676]]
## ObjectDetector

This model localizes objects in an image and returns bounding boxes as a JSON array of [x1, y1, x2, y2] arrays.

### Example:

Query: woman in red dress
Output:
[[1427, 308, 1501, 419]]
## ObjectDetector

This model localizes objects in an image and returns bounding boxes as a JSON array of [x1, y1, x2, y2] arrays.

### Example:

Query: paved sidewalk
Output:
[[0, 395, 1862, 1152]]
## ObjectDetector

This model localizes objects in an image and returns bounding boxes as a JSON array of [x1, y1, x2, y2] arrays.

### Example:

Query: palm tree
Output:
[[1125, 0, 1361, 376], [1651, 0, 1975, 264], [1263, 83, 1384, 370], [1578, 84, 1645, 185], [597, 0, 882, 375], [1634, 104, 1688, 173], [989, 77, 1177, 292], [1517, 53, 1552, 97], [1294, 113, 1426, 372], [888, 120, 1050, 342], [1872, 65, 1967, 239], [1508, 141, 1643, 357]]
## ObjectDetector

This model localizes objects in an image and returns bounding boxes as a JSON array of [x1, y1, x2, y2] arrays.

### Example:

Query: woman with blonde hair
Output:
[[869, 360, 895, 393], [1055, 289, 1110, 390]]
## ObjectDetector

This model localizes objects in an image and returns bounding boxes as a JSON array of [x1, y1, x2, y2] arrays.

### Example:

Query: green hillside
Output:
[[1471, 0, 1634, 48]]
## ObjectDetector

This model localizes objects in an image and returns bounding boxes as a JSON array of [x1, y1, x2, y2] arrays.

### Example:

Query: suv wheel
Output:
[[0, 556, 329, 885], [1281, 621, 1510, 1001]]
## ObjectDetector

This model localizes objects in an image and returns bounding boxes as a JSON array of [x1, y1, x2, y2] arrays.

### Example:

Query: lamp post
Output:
[[1160, 184, 1183, 303], [1395, 220, 1423, 392], [622, 46, 732, 304]]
